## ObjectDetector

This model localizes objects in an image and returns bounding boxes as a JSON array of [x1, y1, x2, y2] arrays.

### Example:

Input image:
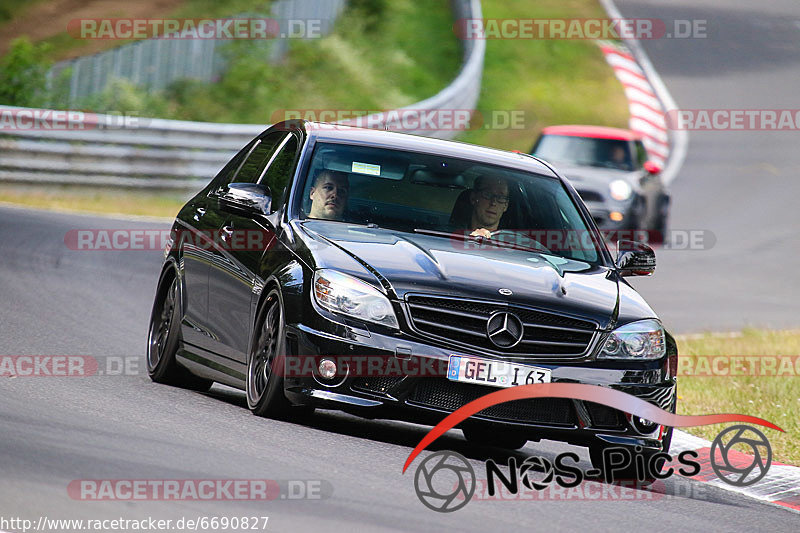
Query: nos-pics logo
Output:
[[413, 424, 773, 512]]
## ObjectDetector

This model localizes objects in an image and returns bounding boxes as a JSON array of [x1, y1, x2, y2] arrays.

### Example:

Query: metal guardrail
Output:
[[0, 0, 484, 191]]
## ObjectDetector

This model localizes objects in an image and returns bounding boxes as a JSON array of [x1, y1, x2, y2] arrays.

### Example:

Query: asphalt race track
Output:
[[1, 0, 799, 530], [617, 0, 800, 332]]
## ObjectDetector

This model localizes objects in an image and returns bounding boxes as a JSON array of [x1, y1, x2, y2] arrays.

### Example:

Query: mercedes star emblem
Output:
[[486, 311, 524, 348]]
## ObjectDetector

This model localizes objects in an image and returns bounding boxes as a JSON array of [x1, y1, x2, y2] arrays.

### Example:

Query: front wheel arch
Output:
[[146, 261, 211, 391]]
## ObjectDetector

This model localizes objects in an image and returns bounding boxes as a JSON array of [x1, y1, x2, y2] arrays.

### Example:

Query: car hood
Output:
[[553, 163, 641, 189], [297, 221, 622, 328]]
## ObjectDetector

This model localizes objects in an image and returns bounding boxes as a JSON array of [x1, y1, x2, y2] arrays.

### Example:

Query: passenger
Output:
[[308, 170, 349, 221], [468, 175, 510, 238]]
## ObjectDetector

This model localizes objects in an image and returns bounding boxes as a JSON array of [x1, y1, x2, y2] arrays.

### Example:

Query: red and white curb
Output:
[[671, 429, 800, 512], [598, 0, 688, 187], [597, 0, 800, 512], [598, 41, 669, 169]]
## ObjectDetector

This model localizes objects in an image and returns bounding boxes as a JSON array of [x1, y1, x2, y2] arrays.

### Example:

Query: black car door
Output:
[[205, 131, 300, 364], [179, 141, 251, 352]]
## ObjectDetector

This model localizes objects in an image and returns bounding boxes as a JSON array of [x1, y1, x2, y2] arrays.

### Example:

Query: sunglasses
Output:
[[477, 190, 510, 206]]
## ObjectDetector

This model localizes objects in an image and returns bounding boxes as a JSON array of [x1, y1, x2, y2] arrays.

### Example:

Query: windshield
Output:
[[297, 142, 603, 264], [532, 134, 634, 171]]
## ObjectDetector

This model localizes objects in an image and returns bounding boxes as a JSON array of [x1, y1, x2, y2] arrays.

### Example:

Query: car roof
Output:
[[294, 121, 559, 178], [540, 124, 641, 141]]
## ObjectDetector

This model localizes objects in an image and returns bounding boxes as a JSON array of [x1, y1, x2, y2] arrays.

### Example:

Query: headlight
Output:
[[598, 319, 665, 359], [313, 269, 399, 328], [609, 179, 632, 201]]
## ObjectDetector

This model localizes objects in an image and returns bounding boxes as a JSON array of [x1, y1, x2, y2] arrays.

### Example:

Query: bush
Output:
[[0, 37, 51, 107], [346, 0, 388, 32], [76, 78, 170, 117]]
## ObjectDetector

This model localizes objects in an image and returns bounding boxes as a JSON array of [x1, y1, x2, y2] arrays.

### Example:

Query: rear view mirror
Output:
[[643, 161, 661, 175], [221, 183, 272, 215], [616, 240, 656, 276]]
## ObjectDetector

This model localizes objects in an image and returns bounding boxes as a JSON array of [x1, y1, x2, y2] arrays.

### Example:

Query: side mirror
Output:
[[643, 161, 661, 175], [221, 182, 272, 215], [616, 240, 656, 276]]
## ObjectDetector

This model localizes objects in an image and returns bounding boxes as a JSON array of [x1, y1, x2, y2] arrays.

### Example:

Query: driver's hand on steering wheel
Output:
[[469, 228, 493, 239]]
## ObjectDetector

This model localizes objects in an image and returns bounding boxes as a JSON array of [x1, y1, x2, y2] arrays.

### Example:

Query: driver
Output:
[[468, 175, 510, 238], [308, 169, 349, 221], [609, 145, 629, 169]]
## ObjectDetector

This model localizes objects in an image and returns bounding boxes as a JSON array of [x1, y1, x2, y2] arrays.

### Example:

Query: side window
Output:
[[232, 132, 287, 185], [259, 134, 300, 212], [635, 141, 648, 168], [211, 140, 254, 191]]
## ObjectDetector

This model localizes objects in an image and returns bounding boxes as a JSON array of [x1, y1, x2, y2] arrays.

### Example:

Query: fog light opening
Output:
[[630, 415, 659, 435], [610, 211, 624, 222], [318, 358, 337, 379], [313, 358, 348, 388]]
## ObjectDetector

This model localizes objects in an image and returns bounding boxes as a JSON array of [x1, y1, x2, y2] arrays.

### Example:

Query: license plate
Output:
[[447, 355, 551, 388]]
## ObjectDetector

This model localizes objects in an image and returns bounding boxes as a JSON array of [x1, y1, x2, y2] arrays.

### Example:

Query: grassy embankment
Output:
[[0, 0, 459, 216], [676, 329, 799, 465]]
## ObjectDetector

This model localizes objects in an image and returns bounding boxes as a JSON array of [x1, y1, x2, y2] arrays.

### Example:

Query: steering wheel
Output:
[[489, 229, 551, 254]]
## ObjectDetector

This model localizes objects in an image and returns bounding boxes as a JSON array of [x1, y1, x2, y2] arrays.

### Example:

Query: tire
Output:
[[589, 426, 673, 483], [146, 268, 213, 391], [651, 195, 670, 244], [246, 288, 294, 418], [463, 427, 528, 450]]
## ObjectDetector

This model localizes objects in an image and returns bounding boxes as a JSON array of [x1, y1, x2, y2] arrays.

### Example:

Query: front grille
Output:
[[405, 295, 596, 358], [409, 379, 578, 427], [577, 189, 604, 203], [351, 376, 404, 395], [584, 401, 626, 429]]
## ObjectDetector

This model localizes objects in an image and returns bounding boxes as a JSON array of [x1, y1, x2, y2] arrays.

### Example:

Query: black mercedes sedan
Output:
[[147, 120, 677, 478]]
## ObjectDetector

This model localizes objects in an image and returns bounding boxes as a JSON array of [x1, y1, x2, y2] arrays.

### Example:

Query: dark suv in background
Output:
[[531, 125, 670, 236]]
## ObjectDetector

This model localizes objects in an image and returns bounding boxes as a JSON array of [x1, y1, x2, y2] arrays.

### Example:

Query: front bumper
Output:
[[583, 194, 646, 232], [283, 321, 676, 449]]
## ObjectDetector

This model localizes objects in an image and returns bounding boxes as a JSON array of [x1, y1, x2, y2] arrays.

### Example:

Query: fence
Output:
[[1, 0, 484, 191], [48, 0, 347, 104]]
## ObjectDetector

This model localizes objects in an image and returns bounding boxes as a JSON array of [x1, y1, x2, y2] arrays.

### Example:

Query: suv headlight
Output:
[[598, 319, 665, 359], [313, 269, 399, 328], [609, 179, 632, 201]]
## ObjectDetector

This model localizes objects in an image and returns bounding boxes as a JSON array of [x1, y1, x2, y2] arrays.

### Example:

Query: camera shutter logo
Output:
[[710, 425, 772, 487], [519, 456, 555, 490], [414, 451, 475, 512]]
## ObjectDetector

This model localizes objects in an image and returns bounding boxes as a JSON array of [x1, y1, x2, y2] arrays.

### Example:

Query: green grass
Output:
[[41, 0, 460, 124], [145, 0, 459, 123], [0, 0, 44, 22], [0, 0, 41, 21], [16, 1, 276, 62], [457, 0, 630, 151], [0, 184, 188, 219], [676, 329, 800, 465]]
